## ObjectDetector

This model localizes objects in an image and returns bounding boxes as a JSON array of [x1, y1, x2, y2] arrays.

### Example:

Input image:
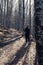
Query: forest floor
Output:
[[0, 37, 36, 65], [0, 25, 22, 42], [0, 24, 36, 65]]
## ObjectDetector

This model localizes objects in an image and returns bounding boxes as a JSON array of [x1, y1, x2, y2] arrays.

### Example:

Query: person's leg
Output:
[[25, 36, 27, 42], [28, 36, 30, 42], [26, 37, 27, 42]]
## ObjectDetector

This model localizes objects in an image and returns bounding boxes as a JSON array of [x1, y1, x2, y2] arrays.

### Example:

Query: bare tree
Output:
[[1, 0, 3, 25], [23, 0, 25, 30], [6, 0, 13, 28], [19, 0, 25, 31], [0, 0, 1, 25], [35, 0, 43, 65]]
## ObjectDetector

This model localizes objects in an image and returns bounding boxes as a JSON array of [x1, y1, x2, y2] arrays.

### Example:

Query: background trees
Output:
[[0, 0, 35, 34]]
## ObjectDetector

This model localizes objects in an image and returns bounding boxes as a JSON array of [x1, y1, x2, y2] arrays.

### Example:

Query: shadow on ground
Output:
[[5, 41, 31, 65], [0, 36, 22, 48], [22, 43, 31, 65]]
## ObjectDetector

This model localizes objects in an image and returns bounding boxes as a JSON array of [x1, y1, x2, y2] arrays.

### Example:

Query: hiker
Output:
[[24, 26, 30, 42]]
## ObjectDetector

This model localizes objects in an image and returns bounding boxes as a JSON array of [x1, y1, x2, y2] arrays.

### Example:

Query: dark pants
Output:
[[25, 35, 29, 42]]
